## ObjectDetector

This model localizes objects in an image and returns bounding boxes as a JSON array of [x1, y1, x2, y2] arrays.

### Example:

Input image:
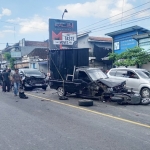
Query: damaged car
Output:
[[19, 69, 48, 90], [50, 67, 150, 105]]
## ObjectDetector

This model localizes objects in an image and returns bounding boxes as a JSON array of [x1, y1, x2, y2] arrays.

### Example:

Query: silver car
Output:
[[107, 68, 150, 98]]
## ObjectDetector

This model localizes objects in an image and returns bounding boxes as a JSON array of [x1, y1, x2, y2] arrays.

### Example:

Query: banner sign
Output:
[[49, 19, 78, 49]]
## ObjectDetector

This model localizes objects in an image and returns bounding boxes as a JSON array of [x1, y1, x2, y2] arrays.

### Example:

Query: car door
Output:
[[125, 70, 141, 93]]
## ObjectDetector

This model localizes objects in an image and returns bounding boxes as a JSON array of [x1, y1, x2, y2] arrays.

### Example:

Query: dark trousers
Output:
[[3, 80, 10, 92]]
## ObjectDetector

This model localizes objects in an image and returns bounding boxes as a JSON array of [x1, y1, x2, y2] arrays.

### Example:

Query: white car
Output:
[[107, 68, 150, 98]]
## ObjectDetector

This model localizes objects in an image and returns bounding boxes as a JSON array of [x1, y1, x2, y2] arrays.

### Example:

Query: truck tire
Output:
[[57, 87, 66, 97], [59, 96, 68, 100], [78, 99, 93, 106]]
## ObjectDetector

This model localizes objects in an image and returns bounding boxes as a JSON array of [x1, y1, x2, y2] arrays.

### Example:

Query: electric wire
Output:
[[91, 15, 150, 34], [78, 7, 150, 34], [79, 0, 150, 31]]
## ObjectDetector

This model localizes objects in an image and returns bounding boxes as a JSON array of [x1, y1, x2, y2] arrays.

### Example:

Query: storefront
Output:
[[133, 33, 150, 70], [106, 25, 149, 54], [139, 37, 150, 52]]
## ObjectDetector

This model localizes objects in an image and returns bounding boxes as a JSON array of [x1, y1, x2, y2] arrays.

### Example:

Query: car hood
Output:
[[97, 78, 126, 88], [25, 74, 45, 79]]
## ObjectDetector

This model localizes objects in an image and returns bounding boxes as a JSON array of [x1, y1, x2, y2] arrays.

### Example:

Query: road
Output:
[[0, 88, 150, 150]]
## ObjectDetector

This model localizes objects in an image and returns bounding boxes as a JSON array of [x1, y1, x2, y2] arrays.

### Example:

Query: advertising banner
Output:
[[49, 19, 78, 49], [114, 39, 137, 54]]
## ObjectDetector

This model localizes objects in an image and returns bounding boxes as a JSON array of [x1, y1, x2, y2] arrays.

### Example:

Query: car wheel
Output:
[[140, 98, 150, 105], [141, 88, 150, 98], [78, 99, 93, 106], [57, 87, 66, 97]]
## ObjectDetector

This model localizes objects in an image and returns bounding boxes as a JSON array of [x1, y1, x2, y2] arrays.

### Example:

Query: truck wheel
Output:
[[59, 96, 68, 100], [140, 98, 150, 105], [78, 99, 93, 106], [57, 87, 66, 97], [141, 88, 150, 98]]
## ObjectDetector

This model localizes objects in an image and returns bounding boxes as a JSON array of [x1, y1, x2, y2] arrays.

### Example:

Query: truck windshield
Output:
[[87, 69, 108, 81]]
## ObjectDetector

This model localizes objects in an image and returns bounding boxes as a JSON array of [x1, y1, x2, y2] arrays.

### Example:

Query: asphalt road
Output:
[[0, 87, 150, 150]]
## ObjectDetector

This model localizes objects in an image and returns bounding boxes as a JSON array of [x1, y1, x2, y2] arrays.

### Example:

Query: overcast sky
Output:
[[0, 0, 150, 50]]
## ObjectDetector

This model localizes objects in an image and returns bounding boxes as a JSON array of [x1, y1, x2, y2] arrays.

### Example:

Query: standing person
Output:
[[2, 69, 10, 92], [12, 69, 21, 96], [0, 71, 2, 86]]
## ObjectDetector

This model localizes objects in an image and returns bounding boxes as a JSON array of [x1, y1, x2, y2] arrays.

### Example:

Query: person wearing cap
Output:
[[12, 69, 21, 96]]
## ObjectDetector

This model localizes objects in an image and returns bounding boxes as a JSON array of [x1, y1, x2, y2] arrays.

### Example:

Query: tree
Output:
[[109, 47, 150, 68], [4, 52, 16, 69]]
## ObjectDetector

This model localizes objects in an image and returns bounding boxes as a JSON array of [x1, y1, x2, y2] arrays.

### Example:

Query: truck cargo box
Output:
[[49, 48, 89, 80]]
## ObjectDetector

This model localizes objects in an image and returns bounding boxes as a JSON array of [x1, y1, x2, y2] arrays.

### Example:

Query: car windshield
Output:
[[87, 69, 108, 81], [135, 70, 150, 79], [24, 70, 43, 76]]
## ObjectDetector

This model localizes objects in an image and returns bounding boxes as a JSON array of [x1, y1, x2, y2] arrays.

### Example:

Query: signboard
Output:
[[114, 39, 137, 54], [114, 42, 119, 50], [11, 51, 21, 58], [49, 19, 78, 49]]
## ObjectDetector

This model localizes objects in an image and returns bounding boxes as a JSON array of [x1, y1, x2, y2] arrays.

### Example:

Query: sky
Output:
[[0, 0, 150, 50]]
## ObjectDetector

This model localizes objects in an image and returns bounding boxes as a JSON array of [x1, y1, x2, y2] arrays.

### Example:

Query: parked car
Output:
[[107, 68, 150, 98], [19, 69, 48, 90]]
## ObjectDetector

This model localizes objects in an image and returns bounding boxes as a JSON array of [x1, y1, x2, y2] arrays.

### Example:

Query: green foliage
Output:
[[4, 52, 11, 61], [3, 52, 16, 69], [9, 58, 16, 69], [109, 47, 150, 67]]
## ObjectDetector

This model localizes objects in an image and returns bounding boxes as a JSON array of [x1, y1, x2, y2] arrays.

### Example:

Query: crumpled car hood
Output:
[[26, 74, 45, 79], [97, 78, 126, 88]]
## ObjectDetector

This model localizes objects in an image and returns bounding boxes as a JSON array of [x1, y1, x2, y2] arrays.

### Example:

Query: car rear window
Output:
[[109, 70, 116, 76]]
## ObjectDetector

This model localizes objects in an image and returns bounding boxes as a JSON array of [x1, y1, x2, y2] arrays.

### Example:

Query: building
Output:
[[133, 32, 150, 70], [78, 32, 112, 70], [16, 48, 48, 74], [2, 38, 48, 57], [106, 25, 149, 54]]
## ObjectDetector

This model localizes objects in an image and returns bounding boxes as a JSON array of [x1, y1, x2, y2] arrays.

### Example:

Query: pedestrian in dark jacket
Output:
[[2, 69, 11, 92], [0, 71, 3, 86]]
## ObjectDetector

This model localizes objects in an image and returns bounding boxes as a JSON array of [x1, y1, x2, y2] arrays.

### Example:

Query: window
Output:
[[116, 70, 128, 77], [87, 69, 108, 80], [78, 71, 91, 83], [109, 70, 116, 76], [135, 70, 150, 79], [127, 71, 138, 79]]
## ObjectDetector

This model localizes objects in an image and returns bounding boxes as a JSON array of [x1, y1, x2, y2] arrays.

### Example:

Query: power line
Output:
[[90, 15, 150, 34], [79, 0, 150, 31], [78, 7, 150, 33]]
